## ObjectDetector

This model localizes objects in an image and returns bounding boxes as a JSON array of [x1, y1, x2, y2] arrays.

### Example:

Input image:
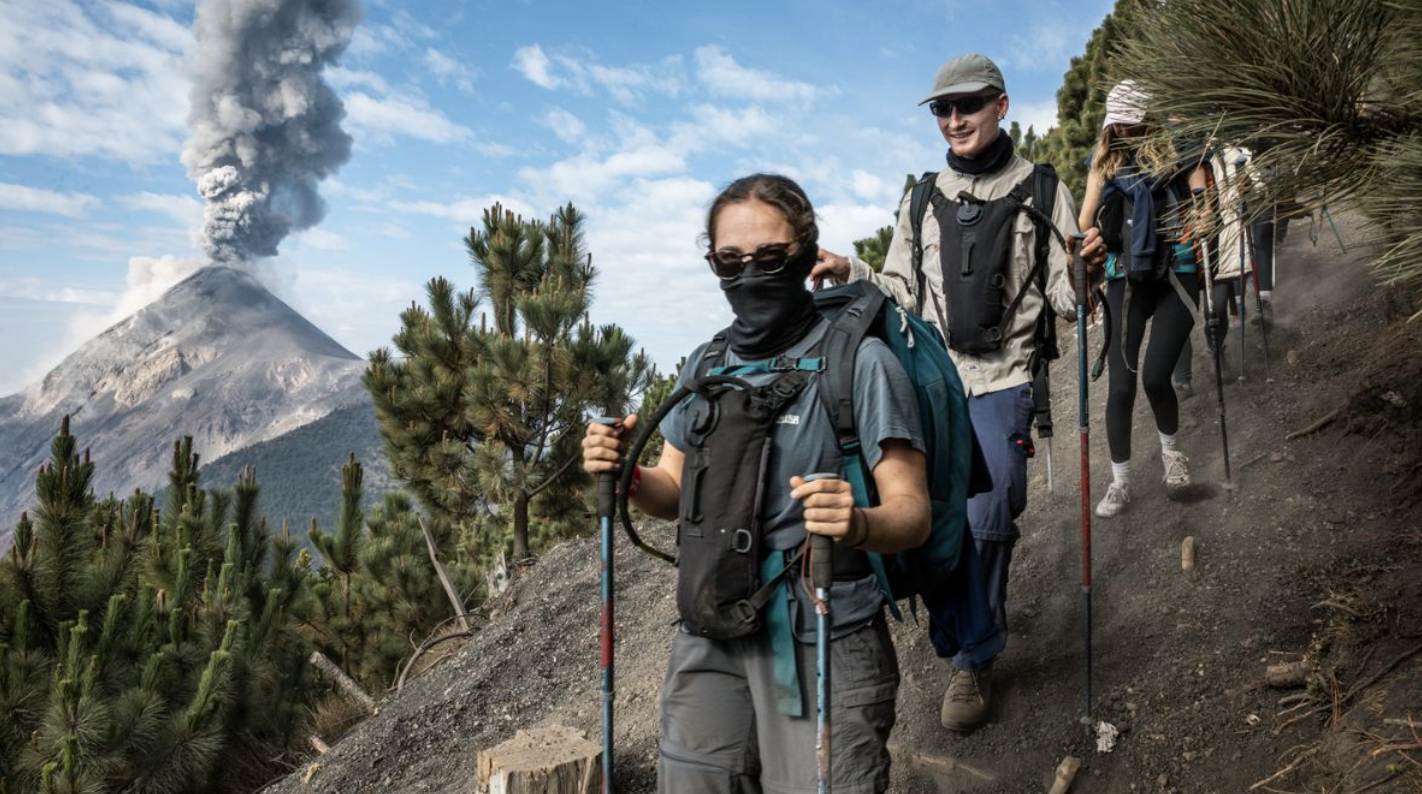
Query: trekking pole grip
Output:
[[803, 473, 838, 592], [593, 417, 620, 519], [1071, 233, 1088, 308]]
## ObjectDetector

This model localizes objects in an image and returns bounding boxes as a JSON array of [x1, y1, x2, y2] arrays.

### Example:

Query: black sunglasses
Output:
[[928, 94, 996, 118], [705, 241, 798, 280]]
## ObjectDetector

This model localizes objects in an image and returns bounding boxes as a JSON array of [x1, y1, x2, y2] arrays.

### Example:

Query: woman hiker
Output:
[[1077, 81, 1210, 518], [582, 173, 930, 793]]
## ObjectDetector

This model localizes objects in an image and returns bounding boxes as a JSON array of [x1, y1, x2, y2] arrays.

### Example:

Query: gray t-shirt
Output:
[[661, 319, 925, 639]]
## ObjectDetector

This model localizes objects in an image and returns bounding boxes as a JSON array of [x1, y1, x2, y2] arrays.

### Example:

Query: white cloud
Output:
[[540, 107, 587, 143], [112, 255, 205, 321], [325, 177, 386, 204], [510, 44, 684, 104], [119, 191, 203, 227], [343, 91, 474, 145], [293, 227, 350, 251], [583, 176, 723, 370], [0, 0, 190, 163], [1008, 98, 1058, 136], [424, 48, 476, 94], [388, 195, 537, 225], [374, 222, 411, 239], [693, 45, 824, 104], [1005, 17, 1079, 73], [326, 66, 391, 94], [670, 104, 781, 151], [346, 24, 408, 59], [511, 44, 561, 89], [289, 266, 426, 357], [0, 181, 99, 218], [519, 143, 686, 209], [849, 169, 901, 208], [815, 203, 896, 258]]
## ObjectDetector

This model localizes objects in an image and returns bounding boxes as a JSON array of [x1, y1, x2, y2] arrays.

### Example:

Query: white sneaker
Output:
[[1162, 449, 1191, 492], [1096, 481, 1130, 518]]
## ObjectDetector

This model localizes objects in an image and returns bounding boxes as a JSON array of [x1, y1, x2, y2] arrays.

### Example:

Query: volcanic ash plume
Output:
[[182, 0, 362, 265]]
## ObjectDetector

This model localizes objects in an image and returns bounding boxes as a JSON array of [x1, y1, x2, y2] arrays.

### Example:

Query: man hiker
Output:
[[812, 52, 1105, 732]]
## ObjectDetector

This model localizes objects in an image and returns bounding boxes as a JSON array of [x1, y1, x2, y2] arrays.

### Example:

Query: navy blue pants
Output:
[[933, 384, 1032, 671]]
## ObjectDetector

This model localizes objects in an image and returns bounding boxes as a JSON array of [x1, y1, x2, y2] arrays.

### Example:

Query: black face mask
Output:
[[720, 243, 821, 360], [946, 130, 1014, 176]]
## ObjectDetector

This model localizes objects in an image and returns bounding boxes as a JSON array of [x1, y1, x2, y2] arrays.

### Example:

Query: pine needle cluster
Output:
[[1110, 0, 1422, 292]]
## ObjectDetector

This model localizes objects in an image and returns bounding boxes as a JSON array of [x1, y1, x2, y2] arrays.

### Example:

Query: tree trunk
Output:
[[477, 726, 599, 794], [512, 494, 530, 561]]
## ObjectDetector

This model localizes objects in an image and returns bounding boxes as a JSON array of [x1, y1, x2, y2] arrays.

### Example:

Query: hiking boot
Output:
[[1162, 449, 1191, 493], [941, 664, 992, 732], [1095, 481, 1130, 518], [1173, 379, 1194, 400]]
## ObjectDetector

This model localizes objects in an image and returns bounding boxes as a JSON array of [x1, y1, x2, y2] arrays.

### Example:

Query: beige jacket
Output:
[[848, 154, 1082, 396], [1209, 146, 1260, 279]]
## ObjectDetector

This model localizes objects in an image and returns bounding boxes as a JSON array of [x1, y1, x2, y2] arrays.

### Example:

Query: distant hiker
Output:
[[1076, 81, 1210, 518], [812, 53, 1105, 732], [1173, 145, 1264, 389], [583, 173, 931, 793]]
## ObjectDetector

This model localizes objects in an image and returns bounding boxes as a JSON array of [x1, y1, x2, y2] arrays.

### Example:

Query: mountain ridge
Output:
[[0, 266, 372, 544]]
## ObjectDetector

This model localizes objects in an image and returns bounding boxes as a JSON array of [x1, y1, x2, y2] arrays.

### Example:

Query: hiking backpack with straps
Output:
[[908, 164, 1063, 451], [618, 281, 1000, 652], [1093, 172, 1205, 377]]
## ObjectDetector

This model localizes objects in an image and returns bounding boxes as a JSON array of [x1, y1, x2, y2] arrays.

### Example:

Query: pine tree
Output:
[[366, 202, 655, 560], [0, 419, 314, 794], [1111, 0, 1422, 293]]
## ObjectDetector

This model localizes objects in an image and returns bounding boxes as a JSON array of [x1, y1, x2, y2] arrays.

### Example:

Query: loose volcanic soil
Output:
[[264, 212, 1422, 794]]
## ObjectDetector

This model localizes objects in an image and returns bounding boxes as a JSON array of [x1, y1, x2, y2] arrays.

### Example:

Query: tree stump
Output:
[[476, 725, 601, 794]]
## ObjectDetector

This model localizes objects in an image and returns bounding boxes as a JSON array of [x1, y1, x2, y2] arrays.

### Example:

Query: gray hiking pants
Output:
[[657, 616, 899, 794]]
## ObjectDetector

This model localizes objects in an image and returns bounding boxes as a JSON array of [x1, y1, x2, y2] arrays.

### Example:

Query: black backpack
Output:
[[907, 164, 1062, 452]]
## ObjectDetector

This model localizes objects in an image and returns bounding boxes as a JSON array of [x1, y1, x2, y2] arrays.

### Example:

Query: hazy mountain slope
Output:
[[170, 399, 394, 535], [0, 266, 369, 543]]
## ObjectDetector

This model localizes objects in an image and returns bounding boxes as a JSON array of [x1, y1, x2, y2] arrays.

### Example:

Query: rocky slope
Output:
[[0, 266, 369, 543]]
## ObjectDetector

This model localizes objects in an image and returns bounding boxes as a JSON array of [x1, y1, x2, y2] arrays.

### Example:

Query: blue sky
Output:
[[0, 0, 1113, 395]]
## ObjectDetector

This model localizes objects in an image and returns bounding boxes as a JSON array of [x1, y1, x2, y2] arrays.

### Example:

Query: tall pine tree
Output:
[[366, 203, 654, 560]]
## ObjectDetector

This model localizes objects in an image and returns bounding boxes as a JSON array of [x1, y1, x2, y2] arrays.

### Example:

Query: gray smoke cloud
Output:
[[182, 0, 362, 265]]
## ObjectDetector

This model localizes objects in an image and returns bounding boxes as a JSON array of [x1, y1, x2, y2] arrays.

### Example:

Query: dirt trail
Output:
[[266, 213, 1422, 794]]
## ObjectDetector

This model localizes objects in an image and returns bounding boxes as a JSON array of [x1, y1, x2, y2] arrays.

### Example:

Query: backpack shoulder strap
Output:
[[909, 171, 938, 314], [815, 289, 885, 450], [694, 330, 731, 380], [1030, 164, 1059, 288]]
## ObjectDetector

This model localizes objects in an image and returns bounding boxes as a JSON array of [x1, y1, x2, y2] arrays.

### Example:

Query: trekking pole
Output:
[[804, 472, 837, 794], [1271, 200, 1280, 289], [1232, 158, 1249, 383], [1070, 234, 1093, 722], [1240, 207, 1275, 383], [593, 418, 619, 794], [1321, 204, 1347, 252], [1192, 189, 1235, 491]]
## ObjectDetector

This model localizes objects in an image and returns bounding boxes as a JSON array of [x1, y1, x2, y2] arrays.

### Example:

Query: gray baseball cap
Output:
[[920, 53, 1006, 104]]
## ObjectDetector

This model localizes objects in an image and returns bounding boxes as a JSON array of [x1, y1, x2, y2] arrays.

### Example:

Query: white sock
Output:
[[1111, 460, 1131, 484], [1260, 290, 1273, 303], [1159, 432, 1179, 452]]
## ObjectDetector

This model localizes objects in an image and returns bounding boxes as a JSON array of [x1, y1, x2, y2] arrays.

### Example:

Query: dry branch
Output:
[[308, 651, 376, 714], [418, 517, 470, 632], [1249, 747, 1318, 791], [1286, 408, 1342, 441]]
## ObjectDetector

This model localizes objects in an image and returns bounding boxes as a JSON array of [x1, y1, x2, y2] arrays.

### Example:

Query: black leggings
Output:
[[1104, 274, 1201, 463], [1173, 278, 1242, 385]]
